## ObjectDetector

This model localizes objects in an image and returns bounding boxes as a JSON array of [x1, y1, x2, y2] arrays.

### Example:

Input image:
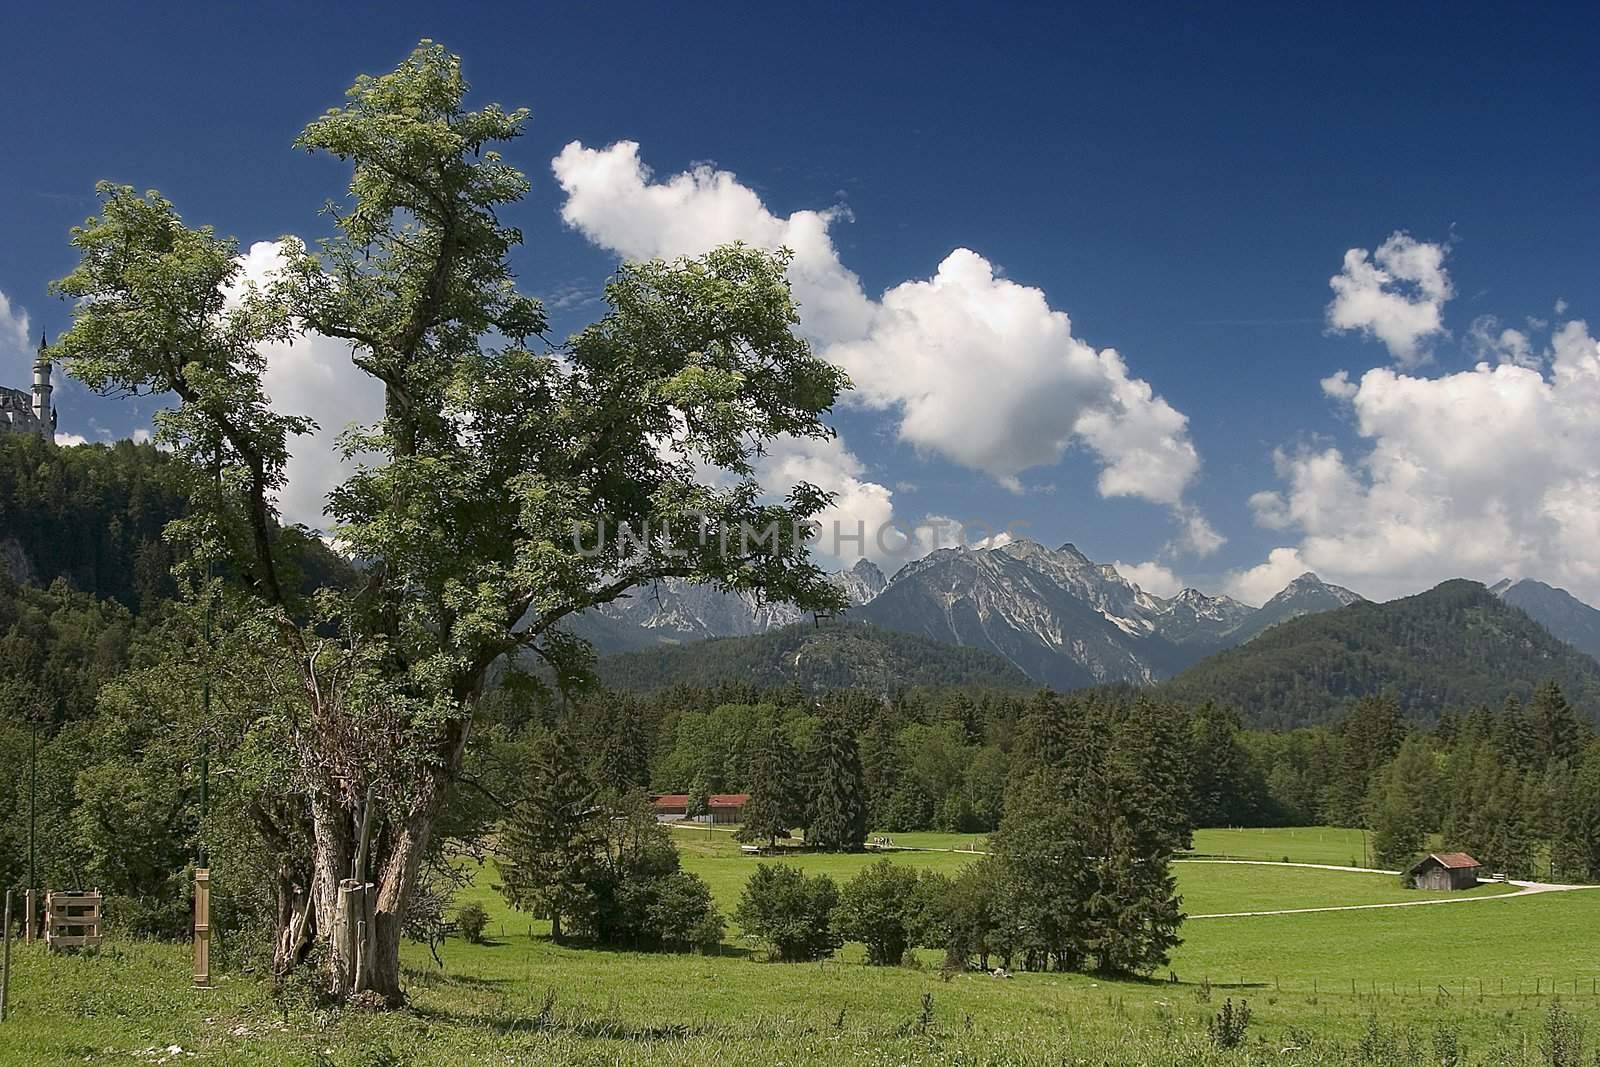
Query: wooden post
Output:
[[2, 889, 12, 1023], [193, 868, 211, 987], [22, 891, 32, 946]]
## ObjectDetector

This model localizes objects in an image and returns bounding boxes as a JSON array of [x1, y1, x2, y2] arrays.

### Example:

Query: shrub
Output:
[[832, 858, 924, 966], [734, 864, 842, 962], [1541, 1001, 1584, 1067], [646, 870, 726, 951], [455, 901, 489, 944], [1208, 998, 1252, 1050]]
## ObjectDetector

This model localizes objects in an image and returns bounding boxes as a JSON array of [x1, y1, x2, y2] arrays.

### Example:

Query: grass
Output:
[[664, 827, 1506, 920], [1176, 862, 1511, 915], [8, 833, 1600, 1065], [1187, 826, 1376, 866]]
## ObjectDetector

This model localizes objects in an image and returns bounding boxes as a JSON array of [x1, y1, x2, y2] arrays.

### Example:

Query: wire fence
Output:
[[1183, 974, 1600, 1000]]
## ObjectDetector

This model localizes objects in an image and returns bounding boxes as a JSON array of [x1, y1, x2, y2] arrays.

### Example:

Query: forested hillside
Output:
[[596, 620, 1034, 692], [1161, 580, 1600, 728], [0, 435, 351, 613], [1496, 578, 1600, 662], [0, 574, 138, 724], [0, 435, 184, 611]]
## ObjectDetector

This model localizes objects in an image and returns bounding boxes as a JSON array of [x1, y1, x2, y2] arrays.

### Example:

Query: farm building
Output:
[[651, 793, 749, 824], [1407, 852, 1482, 890]]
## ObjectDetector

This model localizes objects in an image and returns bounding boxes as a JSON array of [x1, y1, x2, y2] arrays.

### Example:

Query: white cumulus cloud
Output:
[[753, 434, 993, 570], [234, 241, 385, 532], [552, 140, 1214, 549], [0, 290, 31, 367], [1326, 232, 1452, 366], [1229, 318, 1600, 604], [1113, 559, 1184, 598]]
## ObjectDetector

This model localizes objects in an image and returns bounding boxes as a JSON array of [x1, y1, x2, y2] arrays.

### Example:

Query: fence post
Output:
[[21, 891, 32, 946], [2, 889, 12, 1023], [193, 869, 211, 987]]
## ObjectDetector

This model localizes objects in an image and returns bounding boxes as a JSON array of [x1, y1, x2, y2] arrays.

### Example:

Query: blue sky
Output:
[[2, 3, 1598, 603]]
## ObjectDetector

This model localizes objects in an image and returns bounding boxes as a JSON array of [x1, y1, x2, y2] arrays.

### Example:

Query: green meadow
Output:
[[5, 829, 1600, 1066]]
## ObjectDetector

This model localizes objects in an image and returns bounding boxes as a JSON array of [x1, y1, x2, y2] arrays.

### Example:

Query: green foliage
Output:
[[734, 864, 842, 962], [1207, 998, 1252, 1049], [0, 436, 183, 613], [736, 723, 799, 847], [1541, 1000, 1585, 1067], [1554, 742, 1600, 881], [455, 901, 489, 944], [990, 696, 1188, 976], [938, 857, 1005, 971], [807, 715, 867, 852], [49, 39, 854, 998], [831, 858, 924, 965], [1187, 703, 1270, 827], [1366, 735, 1436, 868], [495, 729, 601, 942]]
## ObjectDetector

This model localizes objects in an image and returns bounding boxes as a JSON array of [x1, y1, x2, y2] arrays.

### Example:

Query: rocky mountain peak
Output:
[[839, 557, 888, 604]]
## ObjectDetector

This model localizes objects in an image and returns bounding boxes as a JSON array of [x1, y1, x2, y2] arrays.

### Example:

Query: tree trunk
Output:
[[363, 818, 431, 1005], [282, 688, 475, 1005], [551, 911, 563, 944]]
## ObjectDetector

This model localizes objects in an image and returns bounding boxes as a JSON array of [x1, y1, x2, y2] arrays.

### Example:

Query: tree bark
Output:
[[364, 816, 432, 1005]]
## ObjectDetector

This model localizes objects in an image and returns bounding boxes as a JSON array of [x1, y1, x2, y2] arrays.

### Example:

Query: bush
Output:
[[1208, 998, 1251, 1050], [734, 864, 842, 962], [832, 858, 925, 966], [645, 871, 725, 951], [455, 901, 489, 944]]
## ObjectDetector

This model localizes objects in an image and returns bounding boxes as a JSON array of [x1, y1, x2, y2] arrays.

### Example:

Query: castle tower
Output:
[[32, 332, 55, 439]]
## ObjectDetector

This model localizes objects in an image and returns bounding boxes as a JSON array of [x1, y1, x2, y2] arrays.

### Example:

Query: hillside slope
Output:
[[1159, 579, 1600, 728], [596, 620, 1034, 693], [1494, 578, 1600, 662]]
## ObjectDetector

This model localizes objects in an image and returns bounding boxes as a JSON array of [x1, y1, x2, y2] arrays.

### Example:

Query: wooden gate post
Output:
[[193, 869, 211, 987], [22, 890, 32, 946], [2, 889, 13, 1023]]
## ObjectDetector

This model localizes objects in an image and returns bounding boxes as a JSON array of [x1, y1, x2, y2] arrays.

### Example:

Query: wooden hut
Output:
[[1407, 852, 1482, 890]]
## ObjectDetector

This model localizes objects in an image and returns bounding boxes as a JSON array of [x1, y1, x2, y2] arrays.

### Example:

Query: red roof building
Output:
[[651, 793, 749, 824]]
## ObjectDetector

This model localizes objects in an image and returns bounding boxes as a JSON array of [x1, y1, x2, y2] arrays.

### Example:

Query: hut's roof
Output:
[[1411, 851, 1481, 872]]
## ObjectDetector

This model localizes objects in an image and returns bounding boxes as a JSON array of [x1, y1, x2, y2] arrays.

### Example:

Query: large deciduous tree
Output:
[[52, 42, 847, 1004]]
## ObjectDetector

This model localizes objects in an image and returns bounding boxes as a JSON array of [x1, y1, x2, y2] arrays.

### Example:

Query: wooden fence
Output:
[[44, 890, 102, 952]]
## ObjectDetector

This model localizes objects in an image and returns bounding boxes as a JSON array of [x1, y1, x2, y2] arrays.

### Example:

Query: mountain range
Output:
[[585, 542, 1600, 716], [1159, 579, 1600, 727], [583, 540, 1369, 689]]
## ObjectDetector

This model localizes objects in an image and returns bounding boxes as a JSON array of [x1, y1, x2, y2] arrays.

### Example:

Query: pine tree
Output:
[[1529, 682, 1588, 771], [1493, 697, 1537, 768], [991, 701, 1187, 977], [596, 698, 651, 795], [1553, 743, 1600, 881], [1333, 696, 1405, 825], [496, 729, 601, 943], [1367, 735, 1435, 868], [737, 723, 798, 848], [808, 716, 867, 852]]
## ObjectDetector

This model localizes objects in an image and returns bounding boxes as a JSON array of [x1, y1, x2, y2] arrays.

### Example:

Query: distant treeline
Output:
[[542, 677, 1600, 878]]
